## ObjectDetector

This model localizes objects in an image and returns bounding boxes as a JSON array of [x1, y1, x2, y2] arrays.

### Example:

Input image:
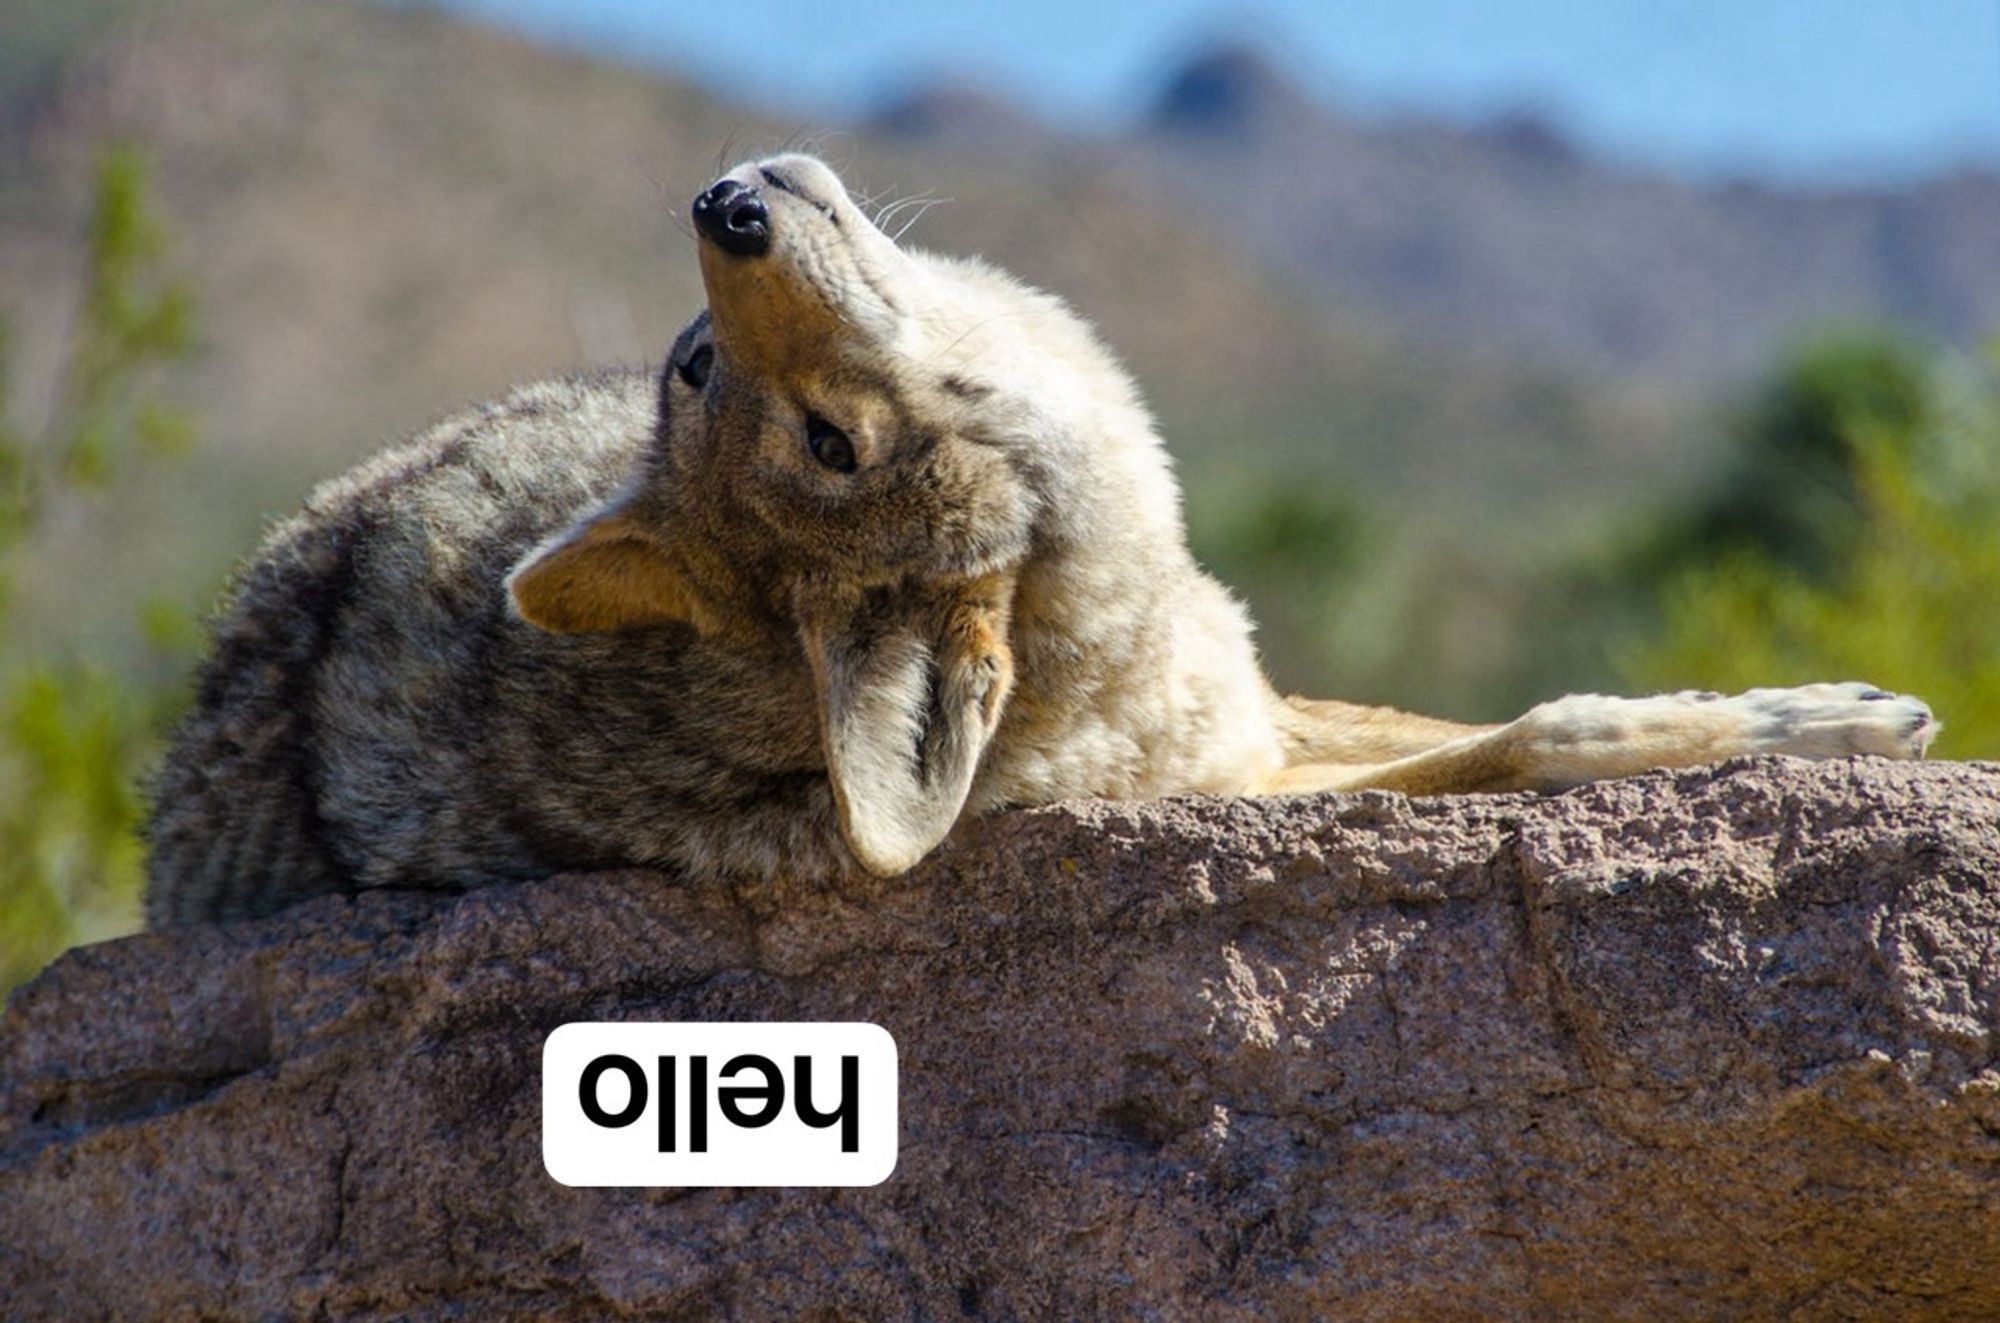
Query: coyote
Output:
[[145, 155, 1937, 924]]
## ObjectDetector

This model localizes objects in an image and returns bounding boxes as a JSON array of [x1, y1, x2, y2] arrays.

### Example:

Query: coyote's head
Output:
[[507, 154, 1106, 874], [508, 153, 1057, 639]]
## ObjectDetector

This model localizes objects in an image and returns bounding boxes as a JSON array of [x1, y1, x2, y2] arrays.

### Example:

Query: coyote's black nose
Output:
[[692, 180, 770, 257]]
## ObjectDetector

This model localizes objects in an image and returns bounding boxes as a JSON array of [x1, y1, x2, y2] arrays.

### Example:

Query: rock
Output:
[[5, 757, 2000, 1319]]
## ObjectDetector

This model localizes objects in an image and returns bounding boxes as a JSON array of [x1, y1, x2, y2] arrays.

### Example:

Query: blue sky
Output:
[[428, 0, 2000, 182]]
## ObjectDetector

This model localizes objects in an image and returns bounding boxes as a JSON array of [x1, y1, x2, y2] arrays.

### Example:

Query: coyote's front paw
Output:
[[942, 596, 1013, 734], [1728, 682, 1938, 760], [925, 571, 1014, 735]]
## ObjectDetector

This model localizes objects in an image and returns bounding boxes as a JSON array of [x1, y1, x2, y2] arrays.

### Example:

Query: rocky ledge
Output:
[[5, 757, 2000, 1319]]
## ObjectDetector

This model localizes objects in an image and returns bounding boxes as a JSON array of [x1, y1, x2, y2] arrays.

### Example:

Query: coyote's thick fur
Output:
[[146, 155, 1938, 924]]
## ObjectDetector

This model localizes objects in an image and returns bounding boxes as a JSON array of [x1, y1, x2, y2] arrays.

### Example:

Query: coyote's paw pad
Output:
[[1731, 682, 1937, 760]]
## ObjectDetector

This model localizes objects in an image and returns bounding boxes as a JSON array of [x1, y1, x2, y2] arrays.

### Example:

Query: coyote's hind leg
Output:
[[1274, 695, 1499, 763], [1252, 683, 1937, 797]]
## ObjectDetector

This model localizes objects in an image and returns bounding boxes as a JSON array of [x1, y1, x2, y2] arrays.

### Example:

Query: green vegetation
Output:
[[1, 144, 198, 991], [1184, 464, 1373, 696], [1188, 329, 2000, 760], [1630, 333, 1934, 585], [1621, 335, 2000, 759]]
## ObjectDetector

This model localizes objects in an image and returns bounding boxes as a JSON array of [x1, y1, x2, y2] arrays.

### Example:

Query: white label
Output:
[[542, 1022, 898, 1187]]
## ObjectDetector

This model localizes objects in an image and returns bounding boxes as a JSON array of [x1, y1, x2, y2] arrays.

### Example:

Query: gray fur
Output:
[[148, 369, 849, 923]]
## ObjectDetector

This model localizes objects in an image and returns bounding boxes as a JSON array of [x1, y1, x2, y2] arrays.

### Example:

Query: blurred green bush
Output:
[[1, 144, 197, 991], [1185, 328, 2000, 758], [1621, 335, 2000, 759]]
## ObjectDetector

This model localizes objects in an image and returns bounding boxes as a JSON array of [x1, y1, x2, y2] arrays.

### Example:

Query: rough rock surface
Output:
[[6, 757, 2000, 1320]]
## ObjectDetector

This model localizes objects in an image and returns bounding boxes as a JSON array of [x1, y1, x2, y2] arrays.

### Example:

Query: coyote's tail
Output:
[[145, 516, 358, 927]]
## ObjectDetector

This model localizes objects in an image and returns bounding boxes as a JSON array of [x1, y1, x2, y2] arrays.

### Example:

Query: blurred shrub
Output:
[[1621, 335, 2000, 758], [1184, 463, 1372, 695], [1, 143, 197, 991], [1631, 332, 1934, 585]]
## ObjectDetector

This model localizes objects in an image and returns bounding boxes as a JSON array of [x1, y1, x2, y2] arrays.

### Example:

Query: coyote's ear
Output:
[[803, 576, 1014, 877], [507, 505, 705, 634]]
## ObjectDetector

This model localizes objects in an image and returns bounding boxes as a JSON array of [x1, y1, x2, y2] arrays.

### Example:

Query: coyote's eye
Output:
[[806, 415, 856, 474], [677, 345, 713, 390]]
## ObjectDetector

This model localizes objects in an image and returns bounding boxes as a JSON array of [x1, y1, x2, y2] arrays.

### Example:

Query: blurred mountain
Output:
[[882, 42, 2000, 384], [1150, 42, 1321, 137]]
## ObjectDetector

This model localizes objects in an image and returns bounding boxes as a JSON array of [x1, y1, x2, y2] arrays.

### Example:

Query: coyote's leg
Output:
[[1274, 695, 1500, 762], [1251, 683, 1937, 797]]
